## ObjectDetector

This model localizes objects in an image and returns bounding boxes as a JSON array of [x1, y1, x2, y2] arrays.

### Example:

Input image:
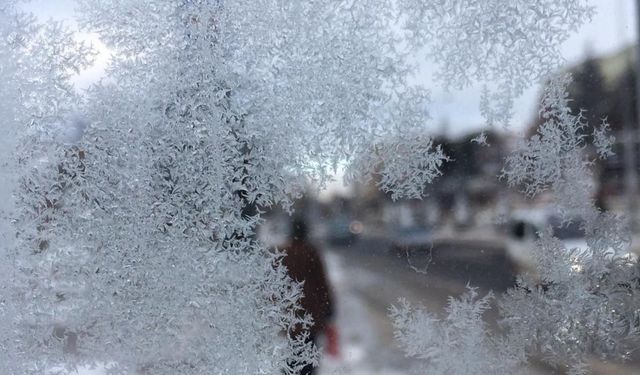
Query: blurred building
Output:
[[529, 45, 640, 206], [350, 129, 510, 232]]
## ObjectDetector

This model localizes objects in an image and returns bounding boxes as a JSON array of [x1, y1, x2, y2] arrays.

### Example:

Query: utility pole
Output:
[[631, 0, 640, 231], [620, 1, 639, 231], [626, 0, 640, 232]]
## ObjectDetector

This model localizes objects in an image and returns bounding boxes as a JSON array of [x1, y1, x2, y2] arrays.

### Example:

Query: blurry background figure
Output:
[[281, 215, 337, 374]]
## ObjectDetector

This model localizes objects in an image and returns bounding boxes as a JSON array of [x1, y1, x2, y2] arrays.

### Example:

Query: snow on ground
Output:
[[61, 237, 640, 375], [318, 251, 410, 375]]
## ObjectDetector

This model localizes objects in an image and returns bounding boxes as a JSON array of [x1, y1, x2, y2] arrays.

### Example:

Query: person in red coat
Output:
[[281, 216, 337, 374]]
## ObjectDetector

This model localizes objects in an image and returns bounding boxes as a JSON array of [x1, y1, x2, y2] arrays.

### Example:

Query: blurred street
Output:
[[317, 232, 640, 375], [317, 233, 519, 375], [58, 220, 640, 375]]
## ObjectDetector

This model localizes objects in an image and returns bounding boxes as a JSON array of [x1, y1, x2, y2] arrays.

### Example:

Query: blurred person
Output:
[[281, 215, 337, 375]]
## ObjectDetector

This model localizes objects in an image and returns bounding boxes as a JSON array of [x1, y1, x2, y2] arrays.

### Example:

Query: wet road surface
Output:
[[319, 235, 640, 375]]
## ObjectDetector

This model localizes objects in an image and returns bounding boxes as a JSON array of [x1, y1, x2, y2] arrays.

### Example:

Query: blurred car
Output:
[[326, 216, 362, 246], [390, 225, 433, 257], [505, 208, 637, 274]]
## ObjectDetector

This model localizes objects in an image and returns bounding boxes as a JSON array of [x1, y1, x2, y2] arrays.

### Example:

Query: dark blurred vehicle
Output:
[[505, 208, 637, 274], [326, 216, 362, 246], [390, 225, 433, 257], [505, 208, 587, 273]]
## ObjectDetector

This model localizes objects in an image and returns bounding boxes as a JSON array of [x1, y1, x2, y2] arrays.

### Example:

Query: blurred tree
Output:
[[570, 55, 608, 138]]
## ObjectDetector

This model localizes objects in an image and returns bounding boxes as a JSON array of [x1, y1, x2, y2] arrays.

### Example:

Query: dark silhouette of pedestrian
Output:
[[281, 216, 336, 374]]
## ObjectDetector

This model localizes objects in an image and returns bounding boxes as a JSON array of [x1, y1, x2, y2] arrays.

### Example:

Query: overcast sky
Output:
[[24, 0, 639, 137]]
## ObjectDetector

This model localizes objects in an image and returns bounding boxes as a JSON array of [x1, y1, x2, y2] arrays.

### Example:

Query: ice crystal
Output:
[[400, 0, 593, 125], [0, 2, 94, 372], [503, 75, 592, 207], [499, 75, 639, 373], [393, 76, 637, 375], [390, 288, 524, 375], [593, 120, 615, 160], [4, 0, 448, 372], [346, 129, 448, 201], [470, 131, 489, 147]]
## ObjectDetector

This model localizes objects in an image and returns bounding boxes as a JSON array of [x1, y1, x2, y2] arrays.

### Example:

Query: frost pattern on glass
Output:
[[399, 0, 592, 126], [503, 75, 591, 201], [0, 2, 94, 373], [4, 1, 637, 375], [4, 0, 448, 372], [593, 120, 615, 159], [390, 288, 523, 375], [470, 131, 489, 147], [500, 75, 639, 374], [343, 89, 448, 200], [4, 1, 316, 372], [77, 0, 447, 200], [346, 130, 447, 201], [392, 76, 639, 375]]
